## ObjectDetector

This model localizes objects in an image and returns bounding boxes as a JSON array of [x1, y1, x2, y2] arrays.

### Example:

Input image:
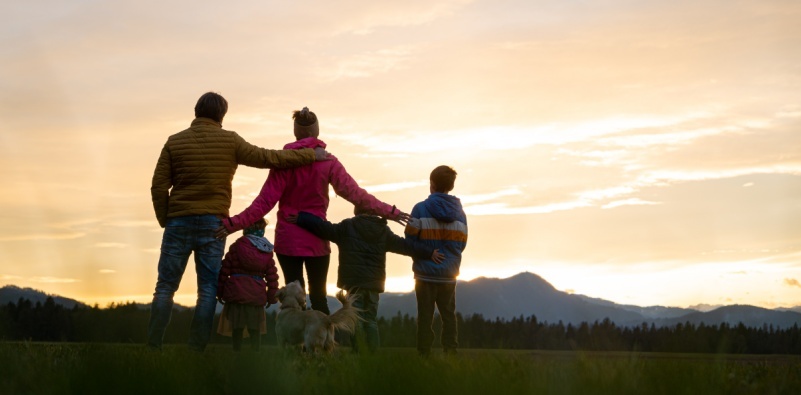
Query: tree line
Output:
[[2, 297, 800, 354]]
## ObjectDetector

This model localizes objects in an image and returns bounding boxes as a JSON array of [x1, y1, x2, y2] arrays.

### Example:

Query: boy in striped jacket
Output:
[[404, 165, 468, 357]]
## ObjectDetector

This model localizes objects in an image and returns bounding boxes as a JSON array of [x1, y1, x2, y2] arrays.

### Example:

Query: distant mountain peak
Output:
[[0, 285, 87, 309]]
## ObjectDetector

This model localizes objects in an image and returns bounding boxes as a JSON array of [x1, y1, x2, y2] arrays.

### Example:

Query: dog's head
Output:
[[276, 280, 307, 310]]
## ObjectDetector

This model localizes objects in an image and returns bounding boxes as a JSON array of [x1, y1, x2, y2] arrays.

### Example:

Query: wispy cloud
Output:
[[1, 274, 22, 281], [343, 113, 708, 154], [93, 242, 127, 249], [784, 278, 801, 288], [459, 188, 524, 205], [331, 0, 473, 35], [98, 269, 116, 274], [464, 200, 590, 216], [29, 276, 79, 284], [363, 181, 427, 193], [104, 220, 154, 228], [317, 46, 414, 81], [0, 232, 86, 242], [602, 198, 661, 210]]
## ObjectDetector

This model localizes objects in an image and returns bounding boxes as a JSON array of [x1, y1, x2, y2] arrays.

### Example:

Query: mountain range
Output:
[[3, 272, 800, 329]]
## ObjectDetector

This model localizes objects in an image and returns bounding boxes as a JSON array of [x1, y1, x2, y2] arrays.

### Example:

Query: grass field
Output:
[[1, 343, 800, 395]]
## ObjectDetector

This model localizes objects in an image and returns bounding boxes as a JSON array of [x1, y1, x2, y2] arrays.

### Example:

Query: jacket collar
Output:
[[191, 117, 222, 128]]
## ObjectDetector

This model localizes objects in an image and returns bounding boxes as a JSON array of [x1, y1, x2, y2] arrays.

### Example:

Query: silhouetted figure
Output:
[[405, 166, 468, 356], [216, 218, 279, 352], [217, 107, 409, 315], [148, 92, 328, 352]]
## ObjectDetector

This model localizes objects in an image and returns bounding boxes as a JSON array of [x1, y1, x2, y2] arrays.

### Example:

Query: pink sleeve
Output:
[[329, 160, 398, 219], [265, 261, 280, 304], [225, 170, 287, 232]]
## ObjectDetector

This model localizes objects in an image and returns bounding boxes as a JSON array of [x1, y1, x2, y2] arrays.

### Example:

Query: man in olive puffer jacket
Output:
[[147, 92, 329, 352]]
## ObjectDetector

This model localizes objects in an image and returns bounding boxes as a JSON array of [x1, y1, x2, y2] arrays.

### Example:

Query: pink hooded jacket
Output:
[[223, 137, 401, 256]]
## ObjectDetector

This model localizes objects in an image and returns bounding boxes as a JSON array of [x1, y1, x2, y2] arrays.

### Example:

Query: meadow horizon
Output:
[[1, 1, 799, 310]]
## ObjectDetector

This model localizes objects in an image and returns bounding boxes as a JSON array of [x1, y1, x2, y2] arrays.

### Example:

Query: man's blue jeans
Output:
[[147, 215, 225, 351]]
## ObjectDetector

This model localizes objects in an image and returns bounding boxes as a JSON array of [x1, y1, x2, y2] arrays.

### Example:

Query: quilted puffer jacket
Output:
[[150, 117, 316, 227], [217, 236, 280, 306]]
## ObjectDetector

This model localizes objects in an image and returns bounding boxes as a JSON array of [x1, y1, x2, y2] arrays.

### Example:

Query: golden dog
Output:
[[275, 280, 360, 354]]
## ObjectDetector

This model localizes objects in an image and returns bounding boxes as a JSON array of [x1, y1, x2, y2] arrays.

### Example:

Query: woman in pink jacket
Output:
[[216, 107, 409, 314]]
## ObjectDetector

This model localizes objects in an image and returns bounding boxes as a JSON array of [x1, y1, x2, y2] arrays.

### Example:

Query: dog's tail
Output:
[[325, 290, 362, 334]]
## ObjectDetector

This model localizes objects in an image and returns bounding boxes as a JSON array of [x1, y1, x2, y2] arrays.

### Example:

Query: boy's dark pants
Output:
[[350, 288, 380, 352], [415, 280, 458, 354]]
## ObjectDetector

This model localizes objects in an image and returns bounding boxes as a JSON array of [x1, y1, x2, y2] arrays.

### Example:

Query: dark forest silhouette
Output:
[[2, 297, 800, 354]]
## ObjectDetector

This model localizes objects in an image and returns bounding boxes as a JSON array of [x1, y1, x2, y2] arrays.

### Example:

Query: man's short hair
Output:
[[194, 92, 228, 123], [430, 165, 457, 193]]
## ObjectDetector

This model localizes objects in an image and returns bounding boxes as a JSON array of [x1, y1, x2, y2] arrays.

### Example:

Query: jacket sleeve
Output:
[[264, 260, 280, 304], [225, 169, 287, 232], [387, 230, 434, 260], [329, 160, 400, 220], [404, 204, 423, 239], [150, 143, 172, 228], [295, 211, 341, 244], [217, 242, 237, 299], [234, 133, 315, 169]]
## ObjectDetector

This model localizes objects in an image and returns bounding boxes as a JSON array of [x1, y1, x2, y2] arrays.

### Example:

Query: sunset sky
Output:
[[1, 0, 800, 310]]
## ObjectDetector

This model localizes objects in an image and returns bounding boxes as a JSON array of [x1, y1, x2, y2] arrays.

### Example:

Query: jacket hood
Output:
[[424, 193, 464, 223], [353, 215, 388, 243], [284, 137, 327, 150]]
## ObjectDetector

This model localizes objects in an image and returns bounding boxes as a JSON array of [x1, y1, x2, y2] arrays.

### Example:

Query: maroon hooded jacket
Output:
[[217, 236, 279, 306]]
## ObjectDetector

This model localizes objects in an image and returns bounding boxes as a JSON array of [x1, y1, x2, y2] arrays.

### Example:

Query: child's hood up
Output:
[[424, 193, 464, 223]]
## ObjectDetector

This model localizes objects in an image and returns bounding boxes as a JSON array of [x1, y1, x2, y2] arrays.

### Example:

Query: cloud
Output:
[[464, 200, 590, 216], [460, 188, 524, 205], [784, 278, 801, 288], [602, 198, 661, 210], [316, 46, 415, 81], [362, 181, 427, 193], [328, 0, 474, 35], [104, 220, 155, 228], [0, 232, 86, 242], [93, 242, 127, 249], [339, 112, 710, 155], [98, 269, 116, 274], [0, 274, 22, 281], [29, 276, 79, 284]]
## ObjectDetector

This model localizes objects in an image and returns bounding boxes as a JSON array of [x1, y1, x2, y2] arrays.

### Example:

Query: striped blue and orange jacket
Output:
[[404, 193, 468, 283]]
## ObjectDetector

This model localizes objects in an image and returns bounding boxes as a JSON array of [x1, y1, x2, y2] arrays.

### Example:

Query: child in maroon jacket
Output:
[[216, 218, 279, 351]]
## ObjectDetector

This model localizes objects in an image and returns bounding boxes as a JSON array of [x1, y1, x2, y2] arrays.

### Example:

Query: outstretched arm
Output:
[[234, 133, 326, 169], [265, 263, 280, 305], [286, 211, 341, 244], [328, 160, 408, 222], [386, 232, 444, 263], [215, 170, 286, 239]]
